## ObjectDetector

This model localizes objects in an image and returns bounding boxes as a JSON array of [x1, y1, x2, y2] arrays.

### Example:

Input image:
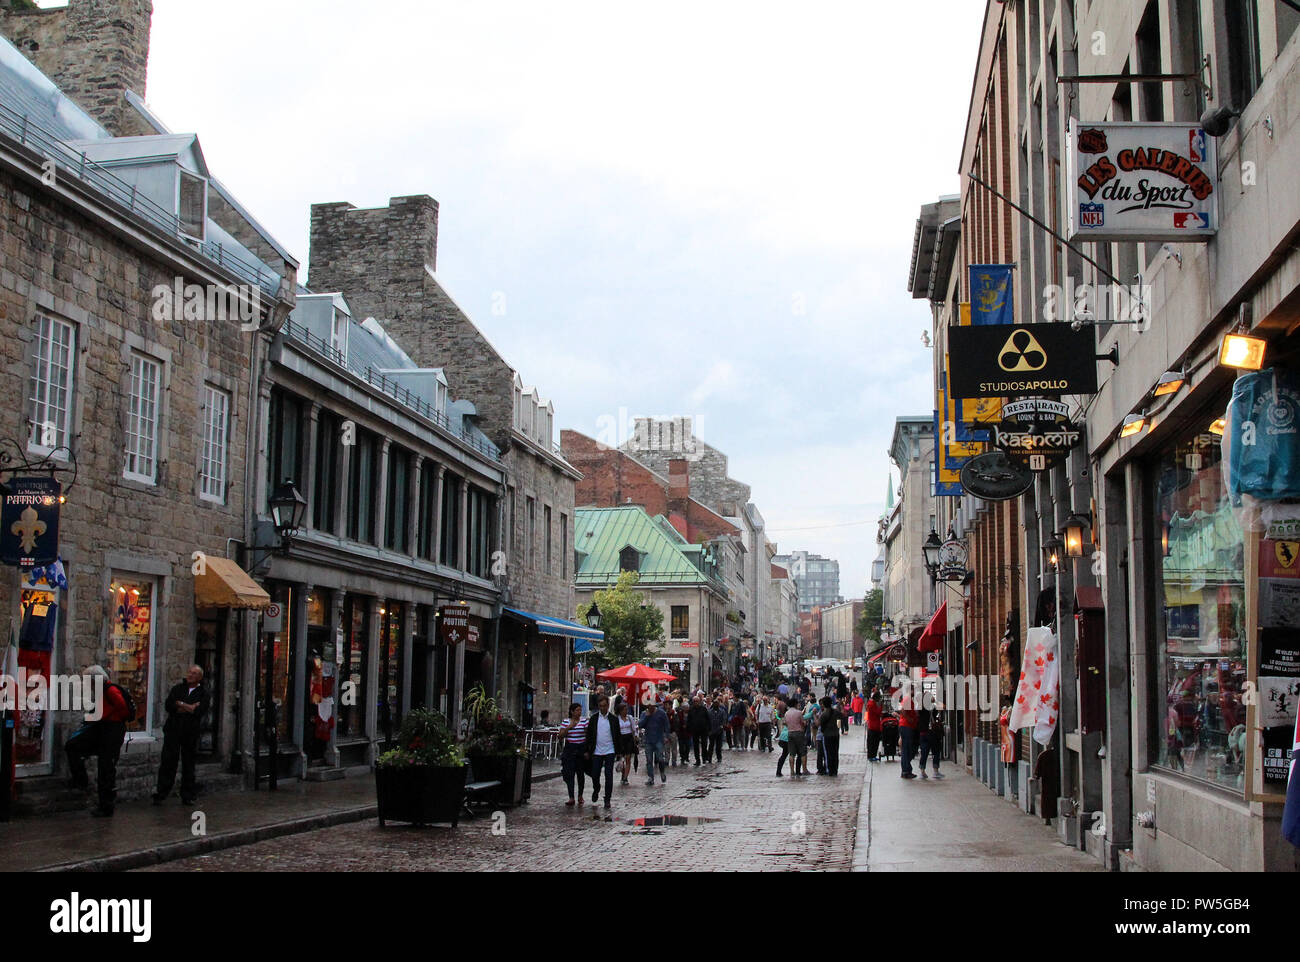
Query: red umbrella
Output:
[[595, 663, 677, 683]]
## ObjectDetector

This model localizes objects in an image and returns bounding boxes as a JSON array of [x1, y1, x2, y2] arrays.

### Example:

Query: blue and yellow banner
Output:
[[969, 265, 1014, 326]]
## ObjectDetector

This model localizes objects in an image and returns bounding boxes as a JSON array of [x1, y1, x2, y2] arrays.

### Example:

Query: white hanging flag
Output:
[[1008, 627, 1061, 746]]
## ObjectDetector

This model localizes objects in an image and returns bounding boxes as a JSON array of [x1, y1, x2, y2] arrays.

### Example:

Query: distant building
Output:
[[773, 550, 842, 612], [819, 599, 866, 663]]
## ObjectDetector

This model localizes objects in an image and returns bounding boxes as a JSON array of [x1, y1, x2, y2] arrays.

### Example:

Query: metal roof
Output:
[[574, 506, 723, 587]]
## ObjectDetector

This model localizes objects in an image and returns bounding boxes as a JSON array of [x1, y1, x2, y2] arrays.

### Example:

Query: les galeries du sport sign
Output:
[[1066, 120, 1218, 242]]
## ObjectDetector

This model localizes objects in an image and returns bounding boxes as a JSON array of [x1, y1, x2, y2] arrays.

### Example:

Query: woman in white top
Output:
[[616, 701, 637, 785]]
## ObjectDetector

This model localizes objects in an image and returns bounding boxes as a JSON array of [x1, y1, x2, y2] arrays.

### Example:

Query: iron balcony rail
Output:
[[0, 100, 283, 298], [282, 317, 502, 463]]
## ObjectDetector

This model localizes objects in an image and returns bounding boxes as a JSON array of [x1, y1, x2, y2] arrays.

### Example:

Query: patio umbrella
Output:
[[595, 663, 677, 711]]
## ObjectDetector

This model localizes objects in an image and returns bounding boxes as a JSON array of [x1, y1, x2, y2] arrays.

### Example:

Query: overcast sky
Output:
[[126, 0, 985, 596]]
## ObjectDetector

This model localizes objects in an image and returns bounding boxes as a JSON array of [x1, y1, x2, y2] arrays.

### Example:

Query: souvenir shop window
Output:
[[109, 576, 155, 734], [1152, 410, 1247, 791], [16, 579, 61, 768]]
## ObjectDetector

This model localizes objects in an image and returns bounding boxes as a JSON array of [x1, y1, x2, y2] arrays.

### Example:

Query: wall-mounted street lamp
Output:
[[1063, 512, 1092, 559], [269, 479, 308, 542], [585, 601, 602, 631], [922, 529, 943, 575], [1042, 533, 1064, 572]]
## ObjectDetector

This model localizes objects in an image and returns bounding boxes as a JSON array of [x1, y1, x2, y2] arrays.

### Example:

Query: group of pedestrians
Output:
[[871, 690, 945, 780], [65, 663, 210, 817]]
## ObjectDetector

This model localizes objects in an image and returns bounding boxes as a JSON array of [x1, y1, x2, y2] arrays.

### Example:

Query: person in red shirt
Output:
[[898, 691, 919, 780], [865, 693, 884, 762], [65, 665, 130, 816]]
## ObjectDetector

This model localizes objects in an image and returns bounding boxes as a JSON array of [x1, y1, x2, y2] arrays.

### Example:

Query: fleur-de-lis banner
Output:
[[0, 476, 62, 567]]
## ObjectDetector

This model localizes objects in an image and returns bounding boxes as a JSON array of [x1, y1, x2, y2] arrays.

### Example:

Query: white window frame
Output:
[[27, 312, 75, 456], [199, 383, 230, 503], [124, 352, 162, 484]]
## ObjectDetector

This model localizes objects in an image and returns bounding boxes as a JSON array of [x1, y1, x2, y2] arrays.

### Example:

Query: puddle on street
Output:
[[626, 814, 721, 827]]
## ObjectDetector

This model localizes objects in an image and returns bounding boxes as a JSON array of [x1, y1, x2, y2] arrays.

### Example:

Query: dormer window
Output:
[[619, 545, 641, 573], [330, 307, 349, 360], [178, 171, 207, 243]]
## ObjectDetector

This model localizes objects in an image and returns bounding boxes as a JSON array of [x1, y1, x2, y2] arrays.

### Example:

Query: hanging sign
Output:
[[960, 451, 1034, 502], [0, 477, 61, 567], [439, 605, 480, 649], [1067, 120, 1217, 242], [936, 534, 969, 582], [948, 323, 1099, 399]]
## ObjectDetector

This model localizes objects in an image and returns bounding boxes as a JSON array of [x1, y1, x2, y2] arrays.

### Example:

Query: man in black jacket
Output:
[[584, 693, 620, 813], [687, 695, 711, 765], [152, 665, 209, 805]]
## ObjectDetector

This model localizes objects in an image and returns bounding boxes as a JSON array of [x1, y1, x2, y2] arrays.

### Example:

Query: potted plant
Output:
[[462, 684, 531, 806], [374, 708, 467, 827]]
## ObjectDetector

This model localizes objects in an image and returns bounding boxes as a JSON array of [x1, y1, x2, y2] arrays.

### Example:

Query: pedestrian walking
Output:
[[773, 701, 791, 775], [865, 693, 883, 761], [152, 664, 209, 805], [584, 693, 621, 814], [672, 699, 690, 766], [898, 693, 919, 779], [639, 696, 670, 785], [559, 702, 589, 806], [708, 697, 727, 763], [757, 695, 775, 751], [65, 666, 132, 817], [783, 698, 808, 777], [918, 706, 945, 779], [616, 700, 636, 784], [819, 696, 842, 776], [728, 698, 747, 751], [688, 694, 711, 764]]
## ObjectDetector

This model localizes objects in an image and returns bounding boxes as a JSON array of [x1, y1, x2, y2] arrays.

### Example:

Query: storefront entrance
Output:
[[193, 614, 224, 757]]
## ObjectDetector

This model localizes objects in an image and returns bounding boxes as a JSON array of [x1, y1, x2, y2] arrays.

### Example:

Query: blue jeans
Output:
[[589, 753, 616, 804], [900, 726, 918, 776], [919, 730, 941, 772], [644, 741, 665, 776]]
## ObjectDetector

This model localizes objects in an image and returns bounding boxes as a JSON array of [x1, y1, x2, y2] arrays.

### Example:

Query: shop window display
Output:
[[15, 582, 59, 768], [1154, 418, 1247, 789], [339, 595, 368, 739], [109, 576, 154, 733]]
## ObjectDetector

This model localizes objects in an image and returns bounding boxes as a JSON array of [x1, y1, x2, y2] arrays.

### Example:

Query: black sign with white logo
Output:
[[0, 476, 61, 566], [960, 451, 1034, 502], [948, 323, 1099, 399]]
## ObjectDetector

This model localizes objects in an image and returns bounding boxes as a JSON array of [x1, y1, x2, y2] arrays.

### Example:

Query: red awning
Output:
[[917, 602, 947, 653]]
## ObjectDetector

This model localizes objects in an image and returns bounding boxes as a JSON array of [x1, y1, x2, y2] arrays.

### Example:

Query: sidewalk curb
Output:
[[40, 805, 380, 873], [851, 747, 873, 872], [43, 770, 565, 872]]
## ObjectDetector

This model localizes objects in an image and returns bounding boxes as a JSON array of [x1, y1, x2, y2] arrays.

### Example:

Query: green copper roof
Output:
[[574, 506, 724, 587]]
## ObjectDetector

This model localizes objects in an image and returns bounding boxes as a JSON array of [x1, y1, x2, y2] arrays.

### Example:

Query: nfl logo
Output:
[[1080, 203, 1104, 228]]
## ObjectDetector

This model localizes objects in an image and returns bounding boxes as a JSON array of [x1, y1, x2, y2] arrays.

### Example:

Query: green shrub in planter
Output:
[[375, 709, 466, 826]]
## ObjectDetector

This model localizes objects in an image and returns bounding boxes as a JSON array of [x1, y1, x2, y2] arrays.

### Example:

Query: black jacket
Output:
[[687, 703, 711, 735], [163, 681, 208, 740], [584, 711, 622, 756]]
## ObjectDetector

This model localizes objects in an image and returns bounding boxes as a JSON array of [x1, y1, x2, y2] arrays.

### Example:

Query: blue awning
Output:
[[503, 607, 604, 645]]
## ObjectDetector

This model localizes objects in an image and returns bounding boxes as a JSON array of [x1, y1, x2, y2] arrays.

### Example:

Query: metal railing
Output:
[[0, 101, 283, 298], [282, 317, 501, 463]]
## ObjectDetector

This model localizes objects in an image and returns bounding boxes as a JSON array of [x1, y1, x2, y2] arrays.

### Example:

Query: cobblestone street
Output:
[[144, 738, 868, 872]]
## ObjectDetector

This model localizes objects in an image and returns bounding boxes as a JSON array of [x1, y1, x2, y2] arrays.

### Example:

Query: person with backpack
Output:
[[65, 665, 132, 816], [153, 665, 210, 805], [918, 705, 946, 780]]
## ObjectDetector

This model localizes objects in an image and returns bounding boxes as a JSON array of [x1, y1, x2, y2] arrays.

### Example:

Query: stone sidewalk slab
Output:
[[852, 742, 1106, 872]]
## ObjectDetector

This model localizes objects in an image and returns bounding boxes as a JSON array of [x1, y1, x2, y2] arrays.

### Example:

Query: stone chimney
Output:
[[0, 0, 154, 137], [667, 459, 690, 514]]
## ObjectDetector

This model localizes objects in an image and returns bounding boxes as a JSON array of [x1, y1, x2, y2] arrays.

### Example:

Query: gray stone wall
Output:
[[623, 417, 750, 515], [0, 0, 153, 137], [0, 165, 252, 775]]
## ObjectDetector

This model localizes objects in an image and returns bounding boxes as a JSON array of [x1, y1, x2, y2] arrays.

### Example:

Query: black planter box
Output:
[[468, 754, 530, 806], [375, 765, 467, 827]]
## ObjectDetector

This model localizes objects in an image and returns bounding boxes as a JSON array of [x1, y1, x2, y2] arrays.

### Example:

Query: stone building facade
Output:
[[306, 196, 581, 726], [0, 15, 297, 808]]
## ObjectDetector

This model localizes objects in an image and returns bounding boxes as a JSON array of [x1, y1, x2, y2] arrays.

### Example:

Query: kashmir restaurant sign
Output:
[[1067, 120, 1218, 242]]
